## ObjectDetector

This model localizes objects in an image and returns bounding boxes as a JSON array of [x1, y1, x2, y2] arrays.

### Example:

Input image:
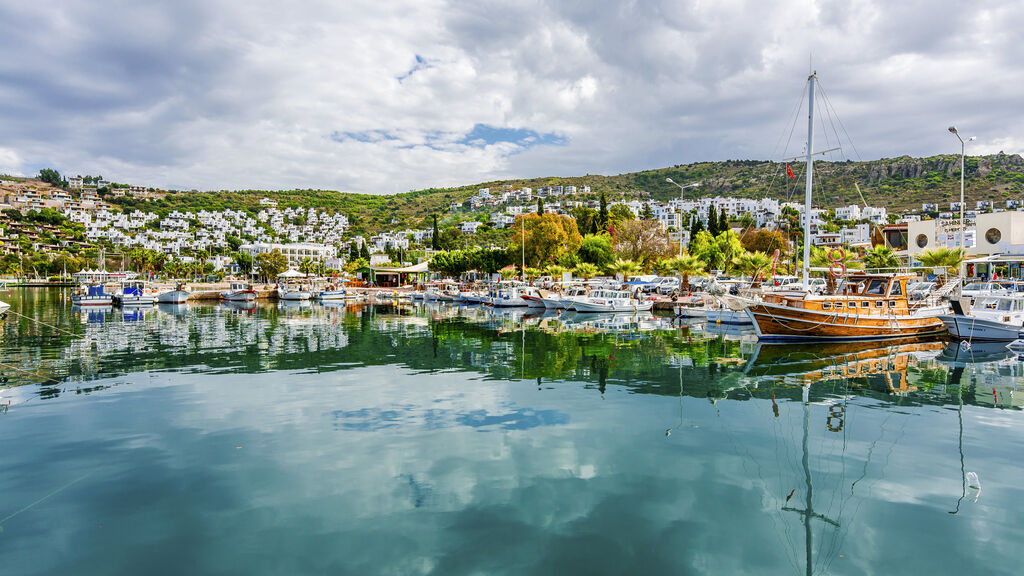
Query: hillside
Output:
[[50, 152, 1024, 235]]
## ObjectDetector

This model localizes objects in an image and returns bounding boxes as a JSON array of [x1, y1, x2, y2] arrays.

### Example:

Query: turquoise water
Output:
[[2, 288, 1023, 575]]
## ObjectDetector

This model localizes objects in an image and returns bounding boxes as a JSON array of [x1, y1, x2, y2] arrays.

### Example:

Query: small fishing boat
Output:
[[113, 280, 157, 306], [156, 283, 190, 304], [71, 283, 114, 306], [317, 285, 360, 301], [0, 300, 10, 315], [222, 281, 257, 302], [277, 283, 312, 301], [938, 294, 1024, 341], [558, 286, 590, 310], [573, 289, 653, 313]]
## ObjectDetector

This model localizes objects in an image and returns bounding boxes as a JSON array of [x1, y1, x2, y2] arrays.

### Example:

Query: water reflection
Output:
[[0, 291, 1019, 413], [1, 290, 1024, 574]]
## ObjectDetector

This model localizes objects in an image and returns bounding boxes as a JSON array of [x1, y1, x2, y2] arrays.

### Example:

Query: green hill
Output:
[[115, 153, 1024, 235]]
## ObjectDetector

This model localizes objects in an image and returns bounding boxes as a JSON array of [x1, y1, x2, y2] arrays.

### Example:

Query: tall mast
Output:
[[802, 72, 816, 289]]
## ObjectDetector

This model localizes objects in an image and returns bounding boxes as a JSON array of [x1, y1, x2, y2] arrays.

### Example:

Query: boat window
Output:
[[888, 300, 897, 307], [875, 301, 884, 307], [865, 280, 887, 295], [834, 302, 843, 308], [861, 301, 870, 308], [822, 302, 832, 310], [889, 281, 903, 296], [997, 299, 1013, 311]]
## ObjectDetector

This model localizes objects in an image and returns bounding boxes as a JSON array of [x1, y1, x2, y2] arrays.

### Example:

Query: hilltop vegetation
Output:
[[27, 153, 1024, 236]]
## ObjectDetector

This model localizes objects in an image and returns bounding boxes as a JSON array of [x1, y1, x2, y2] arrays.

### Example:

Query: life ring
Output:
[[828, 247, 845, 264], [829, 261, 846, 278]]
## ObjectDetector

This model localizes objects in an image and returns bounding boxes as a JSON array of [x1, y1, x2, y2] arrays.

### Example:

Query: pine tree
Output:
[[689, 214, 704, 244], [349, 242, 359, 260], [537, 197, 544, 214], [718, 210, 728, 235], [431, 215, 440, 250], [360, 242, 370, 261], [598, 191, 609, 229], [707, 205, 719, 236]]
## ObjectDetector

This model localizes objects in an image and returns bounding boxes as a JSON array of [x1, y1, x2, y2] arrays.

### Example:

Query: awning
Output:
[[277, 269, 306, 278], [373, 261, 430, 274]]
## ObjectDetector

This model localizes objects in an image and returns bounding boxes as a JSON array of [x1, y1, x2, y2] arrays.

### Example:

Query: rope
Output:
[[4, 310, 84, 339]]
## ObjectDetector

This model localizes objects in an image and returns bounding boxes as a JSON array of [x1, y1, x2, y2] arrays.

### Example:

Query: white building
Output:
[[239, 242, 337, 266]]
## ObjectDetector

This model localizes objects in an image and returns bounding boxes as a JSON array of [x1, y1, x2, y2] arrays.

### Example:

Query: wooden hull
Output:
[[747, 301, 946, 342]]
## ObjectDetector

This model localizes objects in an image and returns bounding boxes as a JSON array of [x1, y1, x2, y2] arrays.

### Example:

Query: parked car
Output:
[[656, 277, 682, 295], [908, 281, 935, 301]]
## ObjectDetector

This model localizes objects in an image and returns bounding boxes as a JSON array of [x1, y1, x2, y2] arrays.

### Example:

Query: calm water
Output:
[[2, 288, 1023, 575]]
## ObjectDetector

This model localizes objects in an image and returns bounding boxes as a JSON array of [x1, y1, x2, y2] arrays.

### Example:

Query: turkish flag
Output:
[[786, 163, 796, 180]]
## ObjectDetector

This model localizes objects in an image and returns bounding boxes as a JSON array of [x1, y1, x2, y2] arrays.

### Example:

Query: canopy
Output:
[[375, 261, 429, 274], [277, 269, 306, 278]]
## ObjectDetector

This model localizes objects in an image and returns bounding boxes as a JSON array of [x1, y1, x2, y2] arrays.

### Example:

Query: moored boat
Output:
[[938, 294, 1024, 341], [745, 273, 947, 342], [222, 281, 257, 302], [156, 283, 190, 304], [72, 283, 114, 306], [113, 280, 157, 306], [573, 289, 653, 313]]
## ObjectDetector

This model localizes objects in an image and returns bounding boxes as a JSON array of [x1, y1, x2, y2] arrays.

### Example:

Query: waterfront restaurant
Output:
[[908, 211, 1024, 279]]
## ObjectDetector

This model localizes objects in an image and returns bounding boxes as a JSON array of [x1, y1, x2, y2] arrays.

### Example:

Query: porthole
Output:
[[916, 234, 929, 248], [986, 227, 1002, 244]]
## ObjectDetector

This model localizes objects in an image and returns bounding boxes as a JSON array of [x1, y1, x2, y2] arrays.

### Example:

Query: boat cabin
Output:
[[763, 274, 915, 316]]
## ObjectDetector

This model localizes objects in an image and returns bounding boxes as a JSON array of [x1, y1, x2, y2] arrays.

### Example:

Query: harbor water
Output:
[[2, 288, 1023, 575]]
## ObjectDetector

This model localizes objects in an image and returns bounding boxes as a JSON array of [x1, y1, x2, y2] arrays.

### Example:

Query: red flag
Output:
[[992, 269, 998, 281], [786, 163, 795, 180]]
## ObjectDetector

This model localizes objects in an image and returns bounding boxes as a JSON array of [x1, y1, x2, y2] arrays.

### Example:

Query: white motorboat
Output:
[[491, 284, 542, 307], [277, 284, 312, 301], [705, 309, 752, 325], [113, 280, 157, 306], [0, 300, 10, 315], [71, 283, 114, 306], [572, 289, 653, 313], [222, 282, 257, 302], [558, 286, 590, 310], [317, 287, 360, 301], [156, 283, 190, 304], [938, 294, 1024, 341]]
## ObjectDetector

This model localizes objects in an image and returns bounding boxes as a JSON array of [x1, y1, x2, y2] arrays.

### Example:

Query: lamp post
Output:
[[666, 178, 699, 258], [947, 126, 975, 254]]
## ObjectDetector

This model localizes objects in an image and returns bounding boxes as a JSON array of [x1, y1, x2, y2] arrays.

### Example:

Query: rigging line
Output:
[[4, 309, 84, 339], [0, 472, 93, 527], [818, 81, 863, 162]]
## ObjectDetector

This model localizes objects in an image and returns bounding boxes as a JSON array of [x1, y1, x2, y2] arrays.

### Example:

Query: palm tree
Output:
[[732, 251, 772, 281], [862, 246, 901, 271], [545, 264, 567, 278], [663, 254, 705, 293], [917, 247, 965, 288], [573, 262, 599, 279], [524, 267, 542, 281], [606, 258, 641, 279]]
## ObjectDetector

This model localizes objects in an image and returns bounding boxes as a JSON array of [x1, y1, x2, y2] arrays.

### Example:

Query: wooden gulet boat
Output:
[[742, 72, 945, 342], [745, 274, 946, 341]]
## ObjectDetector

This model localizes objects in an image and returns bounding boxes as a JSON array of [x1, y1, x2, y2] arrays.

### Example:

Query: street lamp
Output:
[[947, 126, 975, 253], [666, 177, 699, 258]]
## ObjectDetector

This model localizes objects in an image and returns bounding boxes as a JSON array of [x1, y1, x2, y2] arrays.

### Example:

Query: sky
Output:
[[0, 0, 1021, 194]]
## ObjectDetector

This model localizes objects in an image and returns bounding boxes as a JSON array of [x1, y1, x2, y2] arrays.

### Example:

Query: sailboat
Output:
[[743, 73, 945, 342]]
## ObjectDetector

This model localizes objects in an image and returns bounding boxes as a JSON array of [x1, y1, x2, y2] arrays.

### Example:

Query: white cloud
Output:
[[0, 0, 1021, 193]]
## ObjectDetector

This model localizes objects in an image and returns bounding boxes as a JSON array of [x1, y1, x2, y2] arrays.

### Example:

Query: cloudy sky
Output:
[[0, 0, 1020, 194]]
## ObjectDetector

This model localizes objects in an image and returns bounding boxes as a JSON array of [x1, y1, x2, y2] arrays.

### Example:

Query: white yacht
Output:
[[939, 294, 1024, 341], [573, 289, 653, 313], [491, 284, 542, 307]]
